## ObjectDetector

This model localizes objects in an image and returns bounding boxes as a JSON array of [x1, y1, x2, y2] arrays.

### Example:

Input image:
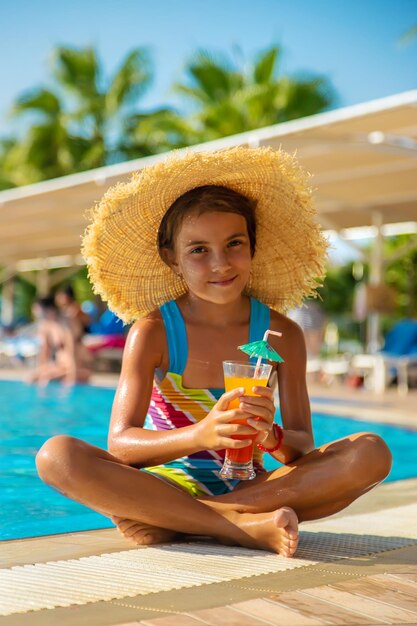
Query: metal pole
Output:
[[1, 276, 15, 326], [367, 211, 383, 354], [36, 266, 50, 297]]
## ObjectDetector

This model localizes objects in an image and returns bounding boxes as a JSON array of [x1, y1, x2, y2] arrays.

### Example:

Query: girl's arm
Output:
[[107, 316, 251, 467], [266, 313, 315, 464]]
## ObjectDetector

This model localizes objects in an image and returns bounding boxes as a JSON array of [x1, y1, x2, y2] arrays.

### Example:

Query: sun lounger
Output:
[[351, 320, 417, 394]]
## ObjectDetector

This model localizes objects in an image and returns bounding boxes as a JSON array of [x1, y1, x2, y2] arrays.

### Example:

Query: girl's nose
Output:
[[211, 252, 231, 273]]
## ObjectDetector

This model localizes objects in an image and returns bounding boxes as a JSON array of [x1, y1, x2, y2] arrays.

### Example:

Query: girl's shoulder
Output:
[[269, 308, 302, 332], [268, 308, 305, 353], [128, 308, 165, 341], [125, 309, 168, 369], [268, 310, 306, 372]]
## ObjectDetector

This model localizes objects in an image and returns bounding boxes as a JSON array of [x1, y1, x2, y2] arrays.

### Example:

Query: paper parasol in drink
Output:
[[239, 330, 284, 369]]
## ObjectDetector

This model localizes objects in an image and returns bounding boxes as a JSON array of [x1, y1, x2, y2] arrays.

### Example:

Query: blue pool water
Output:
[[1, 379, 417, 541]]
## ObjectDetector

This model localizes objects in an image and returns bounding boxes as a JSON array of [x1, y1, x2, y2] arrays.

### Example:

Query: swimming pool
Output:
[[1, 379, 416, 541]]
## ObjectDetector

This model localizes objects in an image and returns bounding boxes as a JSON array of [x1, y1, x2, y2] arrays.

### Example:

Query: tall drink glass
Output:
[[219, 360, 272, 480]]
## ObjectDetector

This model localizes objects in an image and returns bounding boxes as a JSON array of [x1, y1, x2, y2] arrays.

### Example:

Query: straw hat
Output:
[[82, 146, 328, 324]]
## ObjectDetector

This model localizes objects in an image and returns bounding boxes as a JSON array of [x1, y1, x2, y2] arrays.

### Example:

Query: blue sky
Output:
[[1, 0, 416, 136]]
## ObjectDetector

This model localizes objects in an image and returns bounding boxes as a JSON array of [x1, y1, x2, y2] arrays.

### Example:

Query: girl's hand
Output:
[[193, 388, 258, 451], [239, 386, 276, 444]]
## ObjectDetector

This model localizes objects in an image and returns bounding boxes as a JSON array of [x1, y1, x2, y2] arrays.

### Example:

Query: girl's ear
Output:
[[159, 247, 179, 273]]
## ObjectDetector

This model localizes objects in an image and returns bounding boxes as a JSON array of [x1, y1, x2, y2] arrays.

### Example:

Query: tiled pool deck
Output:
[[1, 370, 417, 625]]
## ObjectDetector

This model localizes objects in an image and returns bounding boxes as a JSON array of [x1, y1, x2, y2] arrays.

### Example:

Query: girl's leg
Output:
[[36, 432, 391, 554], [36, 436, 298, 556], [201, 432, 392, 521], [113, 432, 390, 546]]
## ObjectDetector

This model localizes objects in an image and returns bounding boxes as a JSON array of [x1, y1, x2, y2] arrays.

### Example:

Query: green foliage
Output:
[[13, 88, 61, 116], [0, 45, 166, 186], [383, 235, 417, 317], [13, 276, 37, 323], [122, 107, 199, 157], [319, 263, 358, 315], [317, 235, 417, 343], [0, 42, 339, 318], [253, 48, 279, 84], [70, 267, 95, 303], [173, 47, 336, 141], [0, 42, 337, 190]]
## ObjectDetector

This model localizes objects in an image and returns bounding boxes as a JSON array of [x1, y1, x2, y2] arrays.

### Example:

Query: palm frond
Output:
[[106, 48, 152, 115], [52, 46, 100, 99], [13, 88, 61, 118], [253, 47, 279, 84]]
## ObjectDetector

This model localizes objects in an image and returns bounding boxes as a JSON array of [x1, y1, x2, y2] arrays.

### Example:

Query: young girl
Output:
[[36, 147, 391, 557]]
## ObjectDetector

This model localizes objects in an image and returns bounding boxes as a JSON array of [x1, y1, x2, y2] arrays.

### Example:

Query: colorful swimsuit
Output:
[[143, 298, 270, 497]]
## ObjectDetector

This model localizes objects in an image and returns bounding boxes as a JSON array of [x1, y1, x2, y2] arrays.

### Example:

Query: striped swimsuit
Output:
[[143, 298, 270, 497]]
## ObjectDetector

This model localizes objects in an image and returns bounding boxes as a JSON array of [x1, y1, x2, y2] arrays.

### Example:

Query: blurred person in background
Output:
[[55, 285, 92, 338], [29, 296, 91, 386]]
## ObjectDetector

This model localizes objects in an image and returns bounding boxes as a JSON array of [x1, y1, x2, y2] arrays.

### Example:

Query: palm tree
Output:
[[51, 46, 155, 164], [122, 107, 200, 157], [3, 88, 86, 185], [173, 47, 336, 141], [1, 44, 337, 188], [1, 46, 170, 186]]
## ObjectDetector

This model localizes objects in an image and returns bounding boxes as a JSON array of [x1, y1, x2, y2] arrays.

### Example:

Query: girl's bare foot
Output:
[[111, 516, 180, 545], [112, 507, 298, 555], [232, 506, 299, 557]]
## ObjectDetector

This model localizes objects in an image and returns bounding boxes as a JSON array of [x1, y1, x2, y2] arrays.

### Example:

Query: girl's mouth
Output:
[[209, 276, 237, 286]]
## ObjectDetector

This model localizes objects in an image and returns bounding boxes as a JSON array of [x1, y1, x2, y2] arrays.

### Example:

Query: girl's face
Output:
[[170, 210, 252, 305]]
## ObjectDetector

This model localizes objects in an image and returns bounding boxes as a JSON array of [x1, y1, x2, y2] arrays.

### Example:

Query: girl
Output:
[[36, 147, 391, 557]]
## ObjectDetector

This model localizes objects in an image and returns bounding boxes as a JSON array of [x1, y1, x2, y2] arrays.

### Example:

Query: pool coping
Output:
[[2, 477, 417, 568], [1, 479, 417, 625]]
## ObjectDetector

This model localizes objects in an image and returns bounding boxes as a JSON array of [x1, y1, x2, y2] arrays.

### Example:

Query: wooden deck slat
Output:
[[270, 590, 382, 625], [190, 605, 274, 626], [229, 598, 324, 626], [129, 572, 417, 626], [333, 577, 417, 613], [395, 572, 417, 583], [139, 615, 209, 626], [302, 585, 417, 624], [376, 573, 417, 594]]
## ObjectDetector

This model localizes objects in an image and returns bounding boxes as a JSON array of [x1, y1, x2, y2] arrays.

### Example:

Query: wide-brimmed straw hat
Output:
[[82, 146, 328, 324]]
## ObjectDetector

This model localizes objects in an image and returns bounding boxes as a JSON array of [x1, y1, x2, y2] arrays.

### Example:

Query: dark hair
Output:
[[35, 297, 59, 313], [57, 285, 75, 300], [158, 185, 257, 257]]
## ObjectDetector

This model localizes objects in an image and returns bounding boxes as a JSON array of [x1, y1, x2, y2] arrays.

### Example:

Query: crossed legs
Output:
[[36, 432, 391, 557]]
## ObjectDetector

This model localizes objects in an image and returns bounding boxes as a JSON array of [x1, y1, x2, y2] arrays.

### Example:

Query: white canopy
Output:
[[1, 89, 416, 271]]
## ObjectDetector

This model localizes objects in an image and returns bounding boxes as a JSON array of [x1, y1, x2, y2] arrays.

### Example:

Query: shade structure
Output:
[[1, 89, 416, 270]]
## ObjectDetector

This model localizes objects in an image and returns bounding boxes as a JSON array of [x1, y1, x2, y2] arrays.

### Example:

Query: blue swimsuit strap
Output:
[[160, 298, 270, 375], [248, 297, 271, 363], [159, 300, 188, 375]]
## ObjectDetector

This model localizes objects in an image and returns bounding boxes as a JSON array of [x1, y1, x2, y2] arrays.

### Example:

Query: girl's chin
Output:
[[193, 288, 247, 305]]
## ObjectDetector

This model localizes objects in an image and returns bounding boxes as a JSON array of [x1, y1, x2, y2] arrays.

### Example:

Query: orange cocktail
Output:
[[220, 361, 272, 480]]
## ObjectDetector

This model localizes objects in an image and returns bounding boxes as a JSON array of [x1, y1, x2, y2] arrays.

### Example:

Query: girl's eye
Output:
[[190, 246, 206, 254], [228, 239, 243, 248]]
